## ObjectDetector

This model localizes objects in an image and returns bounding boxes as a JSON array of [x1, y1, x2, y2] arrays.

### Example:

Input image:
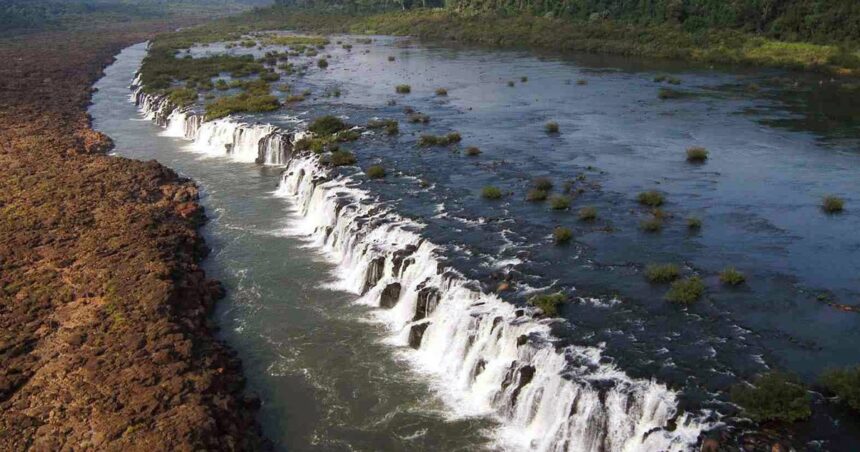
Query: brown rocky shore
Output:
[[0, 23, 266, 451]]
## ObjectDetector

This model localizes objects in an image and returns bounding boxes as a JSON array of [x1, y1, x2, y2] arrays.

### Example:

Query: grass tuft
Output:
[[395, 84, 411, 94], [545, 121, 560, 134], [465, 146, 481, 156], [309, 115, 348, 135], [719, 267, 746, 285], [553, 227, 573, 244], [528, 292, 566, 316], [731, 372, 811, 423], [665, 276, 705, 304], [637, 190, 665, 207], [687, 216, 702, 230], [686, 146, 709, 163], [645, 263, 680, 283], [366, 165, 386, 179], [549, 195, 570, 210], [578, 206, 597, 221], [822, 195, 844, 213], [526, 189, 548, 202], [482, 186, 503, 199], [435, 87, 448, 96]]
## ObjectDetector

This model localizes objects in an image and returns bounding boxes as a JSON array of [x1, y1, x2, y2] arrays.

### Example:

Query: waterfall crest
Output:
[[131, 74, 711, 451]]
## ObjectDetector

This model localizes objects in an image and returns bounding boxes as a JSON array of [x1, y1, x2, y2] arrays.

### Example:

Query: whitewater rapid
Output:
[[132, 74, 713, 451]]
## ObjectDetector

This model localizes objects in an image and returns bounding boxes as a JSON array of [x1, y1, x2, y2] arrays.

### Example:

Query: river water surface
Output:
[[92, 36, 860, 450]]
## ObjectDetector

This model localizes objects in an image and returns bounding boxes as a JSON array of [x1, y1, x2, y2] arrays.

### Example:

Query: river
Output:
[[91, 36, 860, 450]]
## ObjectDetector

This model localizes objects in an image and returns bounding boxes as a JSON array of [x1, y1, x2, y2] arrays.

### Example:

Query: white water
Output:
[[133, 77, 712, 452]]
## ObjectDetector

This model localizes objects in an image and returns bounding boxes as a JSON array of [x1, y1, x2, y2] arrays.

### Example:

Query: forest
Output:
[[275, 0, 860, 44]]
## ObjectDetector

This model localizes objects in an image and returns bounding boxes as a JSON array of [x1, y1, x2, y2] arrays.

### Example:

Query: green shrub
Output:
[[407, 113, 430, 124], [317, 58, 329, 68], [526, 189, 548, 202], [465, 146, 481, 156], [396, 84, 411, 94], [821, 367, 860, 412], [482, 186, 503, 199], [640, 216, 664, 233], [328, 150, 356, 166], [529, 292, 566, 316], [204, 91, 279, 120], [446, 132, 462, 143], [309, 115, 348, 135], [665, 276, 705, 304], [215, 79, 229, 91], [532, 177, 553, 191], [553, 227, 573, 244], [545, 121, 560, 134], [385, 123, 399, 135], [731, 372, 812, 423], [577, 79, 588, 85], [720, 267, 746, 285], [549, 195, 570, 210], [659, 88, 684, 99], [260, 71, 280, 82], [686, 146, 709, 162], [366, 165, 386, 179], [418, 133, 460, 146], [285, 94, 305, 103], [822, 195, 844, 213], [645, 263, 680, 283], [435, 87, 448, 96], [578, 206, 597, 221], [637, 190, 665, 207], [166, 87, 198, 106], [687, 216, 702, 229], [336, 130, 361, 142], [367, 118, 397, 129]]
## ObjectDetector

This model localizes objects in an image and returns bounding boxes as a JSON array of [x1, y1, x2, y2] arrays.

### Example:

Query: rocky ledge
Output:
[[0, 23, 266, 451]]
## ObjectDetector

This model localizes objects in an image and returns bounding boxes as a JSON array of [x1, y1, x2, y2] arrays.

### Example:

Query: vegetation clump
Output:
[[526, 189, 548, 202], [435, 88, 448, 96], [658, 88, 684, 99], [407, 112, 430, 124], [822, 195, 844, 213], [328, 150, 357, 167], [166, 87, 198, 106], [687, 216, 702, 230], [368, 119, 399, 135], [821, 367, 860, 413], [366, 165, 386, 179], [545, 121, 560, 134], [465, 146, 481, 156], [418, 133, 461, 146], [204, 83, 279, 120], [578, 206, 597, 221], [388, 55, 395, 61], [665, 276, 705, 304], [719, 267, 746, 285], [731, 372, 812, 423], [482, 186, 503, 199], [637, 190, 665, 207], [645, 263, 680, 283], [641, 216, 664, 233], [309, 115, 348, 135], [395, 84, 412, 94], [532, 177, 553, 191], [549, 195, 570, 210], [577, 79, 588, 85], [686, 146, 709, 162], [553, 227, 573, 244], [317, 58, 329, 68], [529, 292, 566, 316]]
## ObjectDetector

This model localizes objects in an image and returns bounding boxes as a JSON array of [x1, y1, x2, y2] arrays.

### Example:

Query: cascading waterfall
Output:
[[274, 154, 712, 451], [131, 74, 291, 165], [130, 73, 712, 451]]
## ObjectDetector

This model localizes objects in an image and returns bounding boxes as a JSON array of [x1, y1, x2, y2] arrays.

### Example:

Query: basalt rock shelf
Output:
[[134, 73, 716, 452]]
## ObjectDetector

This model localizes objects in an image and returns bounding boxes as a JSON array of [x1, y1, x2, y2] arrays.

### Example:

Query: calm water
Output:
[[93, 35, 860, 450]]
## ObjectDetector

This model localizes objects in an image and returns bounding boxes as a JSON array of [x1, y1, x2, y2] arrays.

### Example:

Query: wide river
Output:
[[92, 37, 860, 450]]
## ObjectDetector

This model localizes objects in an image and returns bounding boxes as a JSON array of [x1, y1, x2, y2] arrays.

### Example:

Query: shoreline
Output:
[[0, 26, 266, 450]]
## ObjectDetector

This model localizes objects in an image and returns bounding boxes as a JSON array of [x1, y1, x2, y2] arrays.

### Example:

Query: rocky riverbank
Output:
[[0, 23, 266, 451]]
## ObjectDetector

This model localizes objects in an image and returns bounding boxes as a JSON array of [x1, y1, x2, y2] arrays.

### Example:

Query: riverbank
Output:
[[225, 7, 860, 77], [0, 22, 266, 451]]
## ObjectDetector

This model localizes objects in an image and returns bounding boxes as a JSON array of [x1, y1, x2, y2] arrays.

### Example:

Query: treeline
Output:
[[274, 0, 860, 44]]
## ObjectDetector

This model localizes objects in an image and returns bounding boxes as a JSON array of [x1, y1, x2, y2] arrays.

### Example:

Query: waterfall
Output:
[[275, 154, 712, 451], [130, 73, 712, 451], [131, 77, 291, 165]]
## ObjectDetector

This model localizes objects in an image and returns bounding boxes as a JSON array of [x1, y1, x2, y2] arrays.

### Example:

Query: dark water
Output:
[[94, 33, 860, 450]]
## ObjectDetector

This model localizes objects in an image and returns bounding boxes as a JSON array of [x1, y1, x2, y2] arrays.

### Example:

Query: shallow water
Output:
[[93, 34, 860, 450]]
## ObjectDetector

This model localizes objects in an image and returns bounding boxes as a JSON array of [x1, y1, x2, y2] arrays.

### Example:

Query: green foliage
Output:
[[665, 276, 705, 304], [720, 267, 746, 285], [309, 115, 348, 135], [638, 190, 665, 207], [204, 82, 279, 120], [821, 367, 860, 412], [731, 372, 812, 423], [549, 195, 570, 210], [687, 216, 703, 229], [658, 88, 684, 99], [532, 177, 553, 191], [395, 84, 411, 94], [435, 87, 448, 96], [578, 206, 597, 221], [545, 121, 560, 134], [645, 263, 680, 283], [317, 58, 329, 68], [526, 189, 548, 202], [166, 87, 198, 106], [465, 146, 481, 156], [418, 133, 461, 146], [481, 186, 502, 199], [553, 226, 573, 244], [366, 164, 386, 178], [528, 292, 566, 316], [686, 146, 709, 162], [328, 150, 356, 166], [640, 216, 664, 232], [822, 195, 845, 213]]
